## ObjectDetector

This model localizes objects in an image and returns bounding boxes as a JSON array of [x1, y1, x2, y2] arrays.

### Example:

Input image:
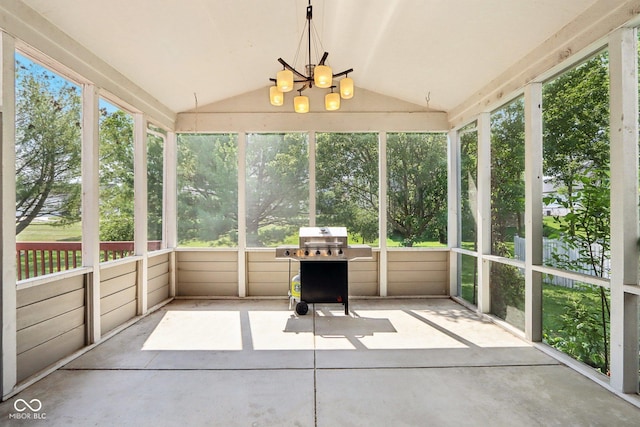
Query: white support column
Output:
[[165, 131, 177, 297], [308, 131, 316, 227], [134, 113, 148, 315], [237, 132, 247, 297], [0, 31, 17, 398], [378, 132, 388, 297], [524, 83, 544, 342], [82, 84, 101, 344], [608, 27, 639, 394], [447, 129, 460, 296], [476, 113, 491, 313]]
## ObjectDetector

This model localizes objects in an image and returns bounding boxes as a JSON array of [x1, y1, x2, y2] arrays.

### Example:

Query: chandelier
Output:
[[269, 0, 354, 113]]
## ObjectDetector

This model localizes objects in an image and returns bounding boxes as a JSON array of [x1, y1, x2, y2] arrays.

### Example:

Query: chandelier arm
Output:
[[332, 68, 354, 78], [278, 58, 307, 80], [297, 82, 311, 92], [318, 52, 329, 66]]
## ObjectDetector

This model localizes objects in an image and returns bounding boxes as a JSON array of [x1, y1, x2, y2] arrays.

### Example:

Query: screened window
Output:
[[99, 99, 135, 260], [387, 133, 448, 247], [541, 50, 611, 375], [246, 133, 308, 247], [316, 133, 378, 245], [147, 127, 165, 251], [489, 97, 526, 330], [459, 125, 478, 251], [490, 97, 525, 259], [177, 133, 238, 247], [15, 53, 82, 280]]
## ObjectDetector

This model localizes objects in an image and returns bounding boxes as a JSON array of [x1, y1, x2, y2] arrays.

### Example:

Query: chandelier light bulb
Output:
[[325, 92, 340, 111], [277, 69, 294, 92], [340, 77, 354, 99], [269, 86, 284, 106], [294, 95, 309, 113], [314, 65, 333, 88]]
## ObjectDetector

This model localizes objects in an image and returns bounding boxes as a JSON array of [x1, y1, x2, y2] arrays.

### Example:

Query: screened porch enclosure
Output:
[[0, 0, 639, 416]]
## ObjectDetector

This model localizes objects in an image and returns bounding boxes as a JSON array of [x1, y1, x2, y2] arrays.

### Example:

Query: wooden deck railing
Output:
[[16, 241, 161, 280]]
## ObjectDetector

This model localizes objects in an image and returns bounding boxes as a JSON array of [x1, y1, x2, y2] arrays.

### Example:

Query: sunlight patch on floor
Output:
[[142, 311, 243, 351]]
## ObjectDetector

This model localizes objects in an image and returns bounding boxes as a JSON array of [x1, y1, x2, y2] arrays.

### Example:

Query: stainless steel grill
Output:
[[275, 226, 372, 261], [276, 227, 372, 315]]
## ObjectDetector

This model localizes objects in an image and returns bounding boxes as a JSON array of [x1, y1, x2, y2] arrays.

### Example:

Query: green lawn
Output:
[[21, 221, 599, 335], [17, 221, 82, 241], [542, 282, 606, 332]]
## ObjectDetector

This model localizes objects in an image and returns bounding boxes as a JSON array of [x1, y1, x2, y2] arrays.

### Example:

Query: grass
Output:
[[20, 221, 598, 331], [542, 282, 606, 332], [17, 221, 81, 241]]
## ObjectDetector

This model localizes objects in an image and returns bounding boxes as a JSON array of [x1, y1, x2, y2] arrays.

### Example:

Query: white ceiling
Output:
[[22, 0, 600, 114]]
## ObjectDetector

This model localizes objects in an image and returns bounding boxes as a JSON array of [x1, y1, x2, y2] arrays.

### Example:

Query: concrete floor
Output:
[[1, 298, 639, 426]]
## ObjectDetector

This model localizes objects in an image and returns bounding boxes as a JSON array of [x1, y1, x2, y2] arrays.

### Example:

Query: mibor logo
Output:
[[9, 398, 46, 420]]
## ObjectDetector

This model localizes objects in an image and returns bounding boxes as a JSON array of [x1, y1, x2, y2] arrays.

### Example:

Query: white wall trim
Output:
[[176, 111, 449, 133], [0, 30, 17, 399]]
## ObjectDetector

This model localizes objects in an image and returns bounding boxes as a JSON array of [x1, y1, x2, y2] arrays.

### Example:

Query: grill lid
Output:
[[299, 226, 347, 248], [276, 226, 372, 261]]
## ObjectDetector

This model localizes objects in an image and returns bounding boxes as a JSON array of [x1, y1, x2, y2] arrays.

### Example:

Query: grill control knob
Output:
[[338, 249, 343, 255], [327, 249, 332, 256], [304, 250, 309, 256], [284, 250, 290, 256], [315, 250, 321, 255]]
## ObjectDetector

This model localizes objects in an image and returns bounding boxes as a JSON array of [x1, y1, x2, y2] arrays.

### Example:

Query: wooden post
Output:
[[82, 83, 101, 344], [608, 27, 639, 393], [447, 129, 460, 296], [524, 83, 543, 342], [476, 113, 491, 313], [134, 113, 148, 315], [378, 132, 388, 297], [238, 132, 247, 297]]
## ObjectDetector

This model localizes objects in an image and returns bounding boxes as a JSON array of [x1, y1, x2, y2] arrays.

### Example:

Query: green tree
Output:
[[542, 51, 611, 374], [316, 133, 378, 243], [460, 128, 478, 248], [177, 134, 238, 245], [387, 133, 448, 246], [147, 133, 164, 243], [15, 59, 81, 235], [246, 133, 308, 247], [489, 99, 526, 320], [99, 109, 134, 241], [543, 53, 610, 236], [491, 99, 525, 249]]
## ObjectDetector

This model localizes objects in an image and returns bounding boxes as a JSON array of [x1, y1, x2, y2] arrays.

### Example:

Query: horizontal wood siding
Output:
[[349, 252, 379, 296], [16, 275, 85, 382], [176, 250, 238, 296], [176, 248, 448, 297], [248, 251, 299, 296], [148, 253, 170, 307], [100, 261, 137, 334], [249, 251, 378, 297], [387, 250, 449, 296]]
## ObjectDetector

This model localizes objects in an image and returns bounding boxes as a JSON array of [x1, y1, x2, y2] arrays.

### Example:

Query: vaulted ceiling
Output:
[[19, 0, 605, 115]]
